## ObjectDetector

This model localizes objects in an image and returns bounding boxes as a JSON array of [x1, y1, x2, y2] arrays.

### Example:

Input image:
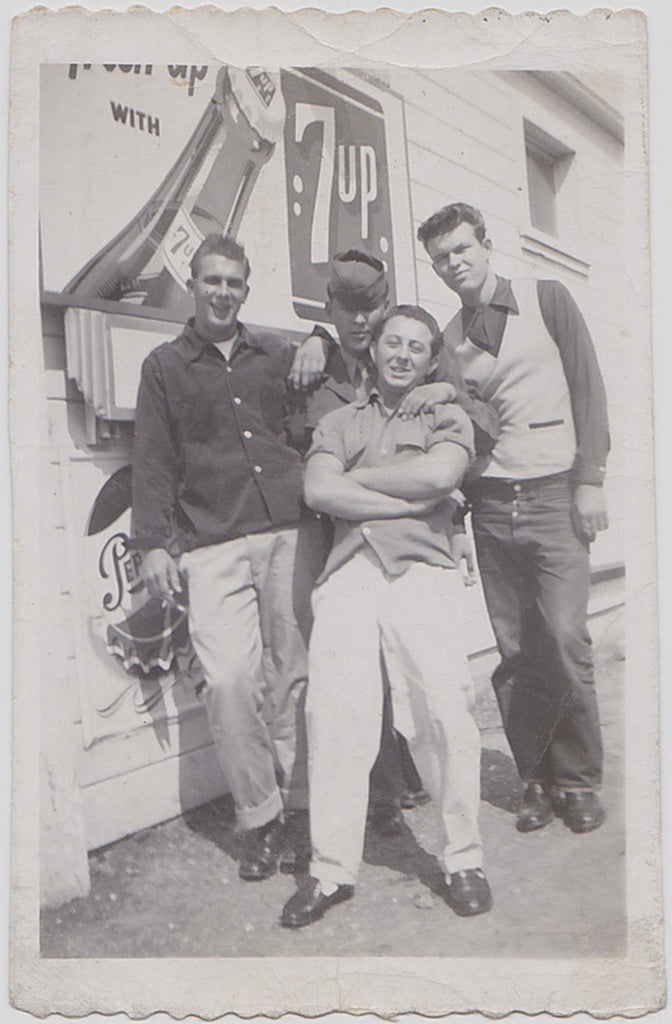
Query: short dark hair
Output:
[[190, 234, 251, 280], [371, 303, 444, 357], [417, 202, 487, 250]]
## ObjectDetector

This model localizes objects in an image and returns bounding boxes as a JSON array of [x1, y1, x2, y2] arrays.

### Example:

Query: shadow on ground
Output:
[[40, 625, 625, 960]]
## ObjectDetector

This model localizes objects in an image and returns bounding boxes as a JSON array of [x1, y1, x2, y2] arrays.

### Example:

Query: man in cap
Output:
[[281, 304, 491, 928], [289, 249, 434, 826], [289, 253, 499, 460], [132, 233, 310, 884]]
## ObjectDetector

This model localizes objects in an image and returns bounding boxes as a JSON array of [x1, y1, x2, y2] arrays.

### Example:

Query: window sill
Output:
[[520, 228, 590, 279]]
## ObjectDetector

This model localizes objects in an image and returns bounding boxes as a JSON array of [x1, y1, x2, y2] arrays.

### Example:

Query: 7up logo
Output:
[[281, 69, 396, 322]]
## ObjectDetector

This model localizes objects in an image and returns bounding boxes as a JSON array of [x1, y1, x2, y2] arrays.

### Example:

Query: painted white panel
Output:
[[81, 744, 229, 851]]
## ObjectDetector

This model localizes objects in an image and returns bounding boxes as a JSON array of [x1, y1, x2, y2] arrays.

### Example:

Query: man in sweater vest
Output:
[[414, 202, 610, 834]]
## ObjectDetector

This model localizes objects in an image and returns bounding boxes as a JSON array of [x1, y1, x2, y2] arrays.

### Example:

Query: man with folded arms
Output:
[[281, 304, 492, 928], [289, 249, 431, 827]]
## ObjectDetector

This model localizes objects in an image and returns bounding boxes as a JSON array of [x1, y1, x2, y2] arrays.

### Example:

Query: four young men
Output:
[[132, 198, 610, 929]]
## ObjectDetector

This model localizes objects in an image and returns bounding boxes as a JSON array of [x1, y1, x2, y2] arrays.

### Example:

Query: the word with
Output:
[[110, 101, 160, 136]]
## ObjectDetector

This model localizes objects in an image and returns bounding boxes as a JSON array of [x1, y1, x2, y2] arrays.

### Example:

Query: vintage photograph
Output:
[[9, 5, 662, 1018]]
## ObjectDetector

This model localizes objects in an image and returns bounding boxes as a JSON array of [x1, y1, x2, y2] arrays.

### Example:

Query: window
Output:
[[524, 120, 575, 239]]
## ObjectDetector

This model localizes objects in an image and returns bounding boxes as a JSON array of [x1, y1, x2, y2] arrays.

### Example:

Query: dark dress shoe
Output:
[[280, 810, 312, 874], [368, 800, 405, 835], [562, 791, 605, 833], [516, 783, 554, 832], [400, 787, 431, 809], [239, 816, 284, 881], [445, 868, 493, 917], [280, 878, 354, 928]]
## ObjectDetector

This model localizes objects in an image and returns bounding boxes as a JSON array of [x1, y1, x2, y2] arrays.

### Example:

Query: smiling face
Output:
[[328, 295, 388, 359], [426, 221, 492, 301], [371, 314, 438, 402], [188, 253, 249, 342]]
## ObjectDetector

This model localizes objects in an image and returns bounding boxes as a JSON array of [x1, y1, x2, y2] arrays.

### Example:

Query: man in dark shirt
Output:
[[132, 234, 308, 881], [280, 305, 492, 929], [414, 202, 610, 834]]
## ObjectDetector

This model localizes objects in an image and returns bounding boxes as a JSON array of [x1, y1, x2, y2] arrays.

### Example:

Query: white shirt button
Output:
[[512, 510, 519, 518], [362, 526, 372, 536], [514, 483, 521, 493], [233, 396, 242, 405], [243, 430, 252, 439], [254, 465, 262, 474], [226, 366, 232, 373]]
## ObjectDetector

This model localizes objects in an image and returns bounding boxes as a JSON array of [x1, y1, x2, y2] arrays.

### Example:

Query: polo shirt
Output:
[[132, 320, 304, 554], [307, 389, 475, 582], [301, 327, 499, 457]]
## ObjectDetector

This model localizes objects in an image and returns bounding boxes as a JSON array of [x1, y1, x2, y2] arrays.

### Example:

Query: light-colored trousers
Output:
[[179, 527, 309, 830], [307, 553, 483, 888]]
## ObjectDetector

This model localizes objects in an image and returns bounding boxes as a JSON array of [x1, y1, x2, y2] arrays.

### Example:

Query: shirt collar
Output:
[[184, 320, 268, 363], [353, 383, 380, 409], [462, 276, 519, 315], [353, 384, 402, 418]]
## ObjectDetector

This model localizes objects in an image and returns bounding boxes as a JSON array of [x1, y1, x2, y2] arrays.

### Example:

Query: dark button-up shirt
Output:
[[286, 345, 359, 454], [131, 320, 304, 554], [439, 275, 610, 486], [307, 389, 475, 582]]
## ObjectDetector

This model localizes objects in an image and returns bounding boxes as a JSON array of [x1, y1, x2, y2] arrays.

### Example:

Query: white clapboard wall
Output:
[[40, 68, 626, 906]]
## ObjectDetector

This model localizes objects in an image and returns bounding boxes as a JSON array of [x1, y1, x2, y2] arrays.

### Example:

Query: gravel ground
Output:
[[41, 609, 625, 959]]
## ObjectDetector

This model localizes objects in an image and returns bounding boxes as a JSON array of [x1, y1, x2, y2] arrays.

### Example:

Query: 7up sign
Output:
[[281, 68, 414, 322]]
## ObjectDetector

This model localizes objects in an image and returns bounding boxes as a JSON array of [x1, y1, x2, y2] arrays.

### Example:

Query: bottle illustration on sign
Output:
[[281, 68, 397, 322], [62, 66, 285, 323]]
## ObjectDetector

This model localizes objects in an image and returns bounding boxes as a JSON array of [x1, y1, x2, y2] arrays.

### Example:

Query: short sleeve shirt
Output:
[[307, 390, 474, 581]]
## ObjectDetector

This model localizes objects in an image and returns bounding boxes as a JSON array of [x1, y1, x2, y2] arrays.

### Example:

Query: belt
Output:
[[468, 470, 571, 501]]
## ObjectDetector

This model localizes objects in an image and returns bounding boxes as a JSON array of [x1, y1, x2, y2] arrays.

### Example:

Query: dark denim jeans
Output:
[[471, 474, 603, 792]]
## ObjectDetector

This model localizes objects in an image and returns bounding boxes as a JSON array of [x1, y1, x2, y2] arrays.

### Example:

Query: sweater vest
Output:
[[445, 278, 576, 479]]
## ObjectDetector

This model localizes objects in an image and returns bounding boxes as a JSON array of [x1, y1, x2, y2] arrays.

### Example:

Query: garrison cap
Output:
[[327, 250, 388, 311]]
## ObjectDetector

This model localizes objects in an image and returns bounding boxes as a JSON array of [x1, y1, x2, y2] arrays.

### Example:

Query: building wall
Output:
[[40, 68, 626, 904], [391, 68, 625, 567]]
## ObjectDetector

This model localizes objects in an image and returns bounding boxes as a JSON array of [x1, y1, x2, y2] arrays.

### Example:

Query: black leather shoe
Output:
[[239, 816, 284, 881], [516, 783, 554, 832], [445, 869, 493, 917], [400, 787, 431, 809], [368, 801, 405, 835], [280, 877, 354, 928], [562, 791, 605, 833], [280, 810, 312, 874]]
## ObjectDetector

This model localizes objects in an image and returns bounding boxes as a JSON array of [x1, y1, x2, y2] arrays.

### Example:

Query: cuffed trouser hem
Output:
[[444, 853, 484, 877], [556, 784, 601, 794], [311, 859, 357, 889], [236, 788, 284, 832], [283, 785, 309, 813]]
